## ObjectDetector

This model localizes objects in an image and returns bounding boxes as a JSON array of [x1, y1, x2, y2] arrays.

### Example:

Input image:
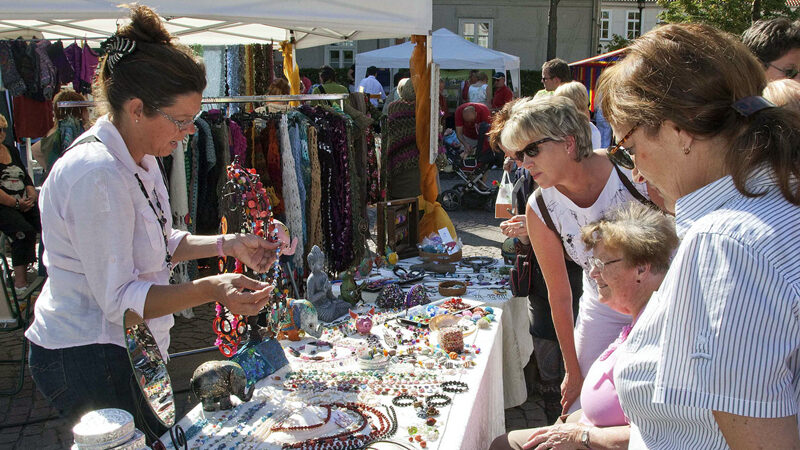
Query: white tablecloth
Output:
[[163, 309, 507, 449]]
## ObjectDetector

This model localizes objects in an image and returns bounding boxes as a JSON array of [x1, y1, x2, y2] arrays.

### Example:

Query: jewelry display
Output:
[[460, 256, 495, 273], [438, 281, 467, 297]]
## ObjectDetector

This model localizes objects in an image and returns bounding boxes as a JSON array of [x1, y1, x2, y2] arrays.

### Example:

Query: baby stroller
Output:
[[438, 129, 500, 212]]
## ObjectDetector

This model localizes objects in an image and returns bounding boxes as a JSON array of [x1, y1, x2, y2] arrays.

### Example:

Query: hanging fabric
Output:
[[410, 34, 456, 242], [279, 39, 301, 106], [279, 114, 304, 268], [202, 46, 226, 99]]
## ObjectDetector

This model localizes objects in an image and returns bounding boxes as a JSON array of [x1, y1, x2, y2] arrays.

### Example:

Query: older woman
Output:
[[499, 96, 657, 414], [554, 81, 601, 149], [491, 202, 678, 450], [598, 23, 800, 448], [25, 5, 278, 439]]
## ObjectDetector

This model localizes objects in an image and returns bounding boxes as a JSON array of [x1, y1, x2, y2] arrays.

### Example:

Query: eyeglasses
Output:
[[607, 124, 638, 170], [768, 63, 800, 80], [588, 257, 623, 271], [514, 137, 557, 161], [153, 107, 198, 132]]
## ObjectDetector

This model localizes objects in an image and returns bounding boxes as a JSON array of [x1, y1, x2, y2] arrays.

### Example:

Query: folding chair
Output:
[[0, 232, 45, 396]]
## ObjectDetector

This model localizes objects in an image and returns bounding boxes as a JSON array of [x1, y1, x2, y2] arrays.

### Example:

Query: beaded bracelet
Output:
[[441, 380, 469, 393], [425, 393, 451, 407], [392, 394, 416, 407]]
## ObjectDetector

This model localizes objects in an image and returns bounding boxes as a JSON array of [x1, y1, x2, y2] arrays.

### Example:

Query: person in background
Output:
[[469, 71, 489, 105], [593, 91, 613, 148], [555, 81, 601, 149], [439, 78, 450, 127], [534, 58, 571, 99], [492, 202, 678, 450], [299, 75, 312, 94], [454, 102, 492, 159], [31, 90, 91, 175], [25, 5, 279, 442], [0, 113, 40, 295], [383, 71, 409, 116], [764, 78, 800, 111], [461, 69, 479, 104], [347, 64, 356, 93], [599, 23, 800, 448], [492, 72, 514, 112], [257, 78, 291, 114], [358, 65, 386, 107], [311, 66, 349, 108], [742, 17, 800, 81]]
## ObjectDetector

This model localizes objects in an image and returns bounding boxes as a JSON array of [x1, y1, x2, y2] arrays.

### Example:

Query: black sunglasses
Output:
[[769, 63, 800, 80], [607, 124, 638, 170], [514, 137, 557, 161]]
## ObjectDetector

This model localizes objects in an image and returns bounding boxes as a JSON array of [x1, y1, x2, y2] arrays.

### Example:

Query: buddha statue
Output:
[[305, 245, 351, 322]]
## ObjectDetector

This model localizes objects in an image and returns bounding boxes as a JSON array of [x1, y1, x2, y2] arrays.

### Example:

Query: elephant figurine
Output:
[[191, 360, 254, 411], [278, 299, 323, 341]]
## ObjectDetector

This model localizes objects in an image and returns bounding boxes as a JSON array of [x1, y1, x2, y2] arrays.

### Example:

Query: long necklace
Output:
[[134, 173, 175, 284]]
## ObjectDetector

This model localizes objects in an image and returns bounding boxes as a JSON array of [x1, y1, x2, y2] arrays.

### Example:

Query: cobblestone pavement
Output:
[[0, 169, 548, 448]]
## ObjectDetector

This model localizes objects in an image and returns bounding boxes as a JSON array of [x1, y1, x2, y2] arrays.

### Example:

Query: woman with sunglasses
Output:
[[499, 95, 660, 415], [597, 23, 800, 449], [25, 5, 278, 441]]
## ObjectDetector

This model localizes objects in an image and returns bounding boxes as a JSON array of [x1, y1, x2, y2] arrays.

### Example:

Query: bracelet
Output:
[[438, 281, 466, 297], [441, 381, 469, 394], [14, 198, 19, 210], [216, 235, 225, 258], [425, 393, 451, 408], [392, 394, 416, 407]]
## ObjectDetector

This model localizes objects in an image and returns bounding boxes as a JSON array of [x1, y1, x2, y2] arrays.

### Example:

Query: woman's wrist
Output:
[[220, 233, 236, 257]]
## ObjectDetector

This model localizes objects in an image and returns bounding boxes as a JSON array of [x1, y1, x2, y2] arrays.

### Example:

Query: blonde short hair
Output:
[[763, 79, 800, 113], [0, 114, 7, 129], [581, 202, 678, 273], [499, 95, 592, 161], [555, 81, 590, 114]]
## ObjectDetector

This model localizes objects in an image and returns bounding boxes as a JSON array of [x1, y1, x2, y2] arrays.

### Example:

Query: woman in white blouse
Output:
[[598, 23, 800, 448], [26, 5, 277, 439]]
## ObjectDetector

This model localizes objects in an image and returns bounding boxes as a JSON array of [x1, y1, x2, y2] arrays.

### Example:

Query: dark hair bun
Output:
[[117, 4, 171, 45]]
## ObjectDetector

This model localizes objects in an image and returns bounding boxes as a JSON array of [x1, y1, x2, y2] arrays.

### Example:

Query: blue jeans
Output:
[[29, 342, 168, 443]]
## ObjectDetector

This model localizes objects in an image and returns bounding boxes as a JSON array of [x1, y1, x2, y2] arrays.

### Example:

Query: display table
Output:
[[363, 257, 533, 408], [163, 307, 505, 449]]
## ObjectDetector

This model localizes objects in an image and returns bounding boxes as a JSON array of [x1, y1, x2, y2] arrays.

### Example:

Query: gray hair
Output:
[[397, 78, 415, 101], [581, 202, 678, 273], [499, 95, 592, 161]]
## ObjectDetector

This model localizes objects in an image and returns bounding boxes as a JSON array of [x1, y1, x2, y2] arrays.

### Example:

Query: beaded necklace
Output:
[[134, 173, 175, 284]]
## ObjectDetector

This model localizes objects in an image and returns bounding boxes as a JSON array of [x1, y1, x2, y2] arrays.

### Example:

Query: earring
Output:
[[682, 145, 691, 155], [135, 119, 139, 123]]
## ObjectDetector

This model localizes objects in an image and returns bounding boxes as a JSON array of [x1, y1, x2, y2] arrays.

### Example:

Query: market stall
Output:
[[355, 28, 522, 97], [568, 47, 627, 111]]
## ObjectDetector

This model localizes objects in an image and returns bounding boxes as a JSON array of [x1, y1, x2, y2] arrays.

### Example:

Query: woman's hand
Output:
[[561, 370, 584, 414], [208, 273, 274, 316], [19, 196, 35, 212], [524, 423, 587, 450], [499, 215, 529, 240], [224, 234, 280, 273]]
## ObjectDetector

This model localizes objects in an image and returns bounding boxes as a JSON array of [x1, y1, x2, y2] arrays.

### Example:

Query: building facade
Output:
[[598, 0, 663, 52]]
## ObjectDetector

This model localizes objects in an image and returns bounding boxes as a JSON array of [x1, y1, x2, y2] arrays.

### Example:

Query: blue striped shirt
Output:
[[615, 167, 800, 449]]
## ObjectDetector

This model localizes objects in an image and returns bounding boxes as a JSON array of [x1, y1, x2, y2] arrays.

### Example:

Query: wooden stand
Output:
[[377, 197, 419, 260]]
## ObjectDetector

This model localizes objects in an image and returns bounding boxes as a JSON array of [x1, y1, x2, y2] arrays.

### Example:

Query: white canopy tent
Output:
[[355, 28, 521, 95], [0, 1, 432, 47]]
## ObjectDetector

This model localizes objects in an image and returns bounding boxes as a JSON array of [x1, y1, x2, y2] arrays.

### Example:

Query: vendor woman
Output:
[[25, 5, 276, 439]]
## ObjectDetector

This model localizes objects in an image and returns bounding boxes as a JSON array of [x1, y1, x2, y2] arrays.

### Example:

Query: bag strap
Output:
[[534, 187, 571, 260], [66, 134, 100, 152], [317, 84, 327, 94], [610, 160, 658, 209]]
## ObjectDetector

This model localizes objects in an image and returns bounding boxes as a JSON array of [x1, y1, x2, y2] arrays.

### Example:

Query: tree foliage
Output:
[[657, 0, 799, 35], [604, 34, 632, 52]]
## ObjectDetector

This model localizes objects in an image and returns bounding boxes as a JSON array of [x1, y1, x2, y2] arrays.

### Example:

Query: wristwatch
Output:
[[14, 198, 19, 210], [580, 429, 591, 449]]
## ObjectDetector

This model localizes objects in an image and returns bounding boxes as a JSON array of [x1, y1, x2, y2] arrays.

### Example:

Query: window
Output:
[[459, 19, 493, 48], [600, 10, 611, 40], [626, 10, 641, 39], [324, 41, 356, 68]]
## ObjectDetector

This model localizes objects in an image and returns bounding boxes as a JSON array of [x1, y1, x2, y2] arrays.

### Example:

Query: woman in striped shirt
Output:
[[598, 23, 800, 449]]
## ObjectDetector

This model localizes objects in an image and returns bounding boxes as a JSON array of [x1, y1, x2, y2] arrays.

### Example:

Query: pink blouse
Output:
[[579, 324, 632, 427]]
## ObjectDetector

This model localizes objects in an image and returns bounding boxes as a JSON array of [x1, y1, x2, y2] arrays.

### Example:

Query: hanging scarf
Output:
[[279, 114, 304, 268]]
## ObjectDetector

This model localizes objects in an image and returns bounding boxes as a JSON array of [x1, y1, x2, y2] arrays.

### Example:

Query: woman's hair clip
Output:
[[731, 96, 776, 117], [100, 35, 137, 72]]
